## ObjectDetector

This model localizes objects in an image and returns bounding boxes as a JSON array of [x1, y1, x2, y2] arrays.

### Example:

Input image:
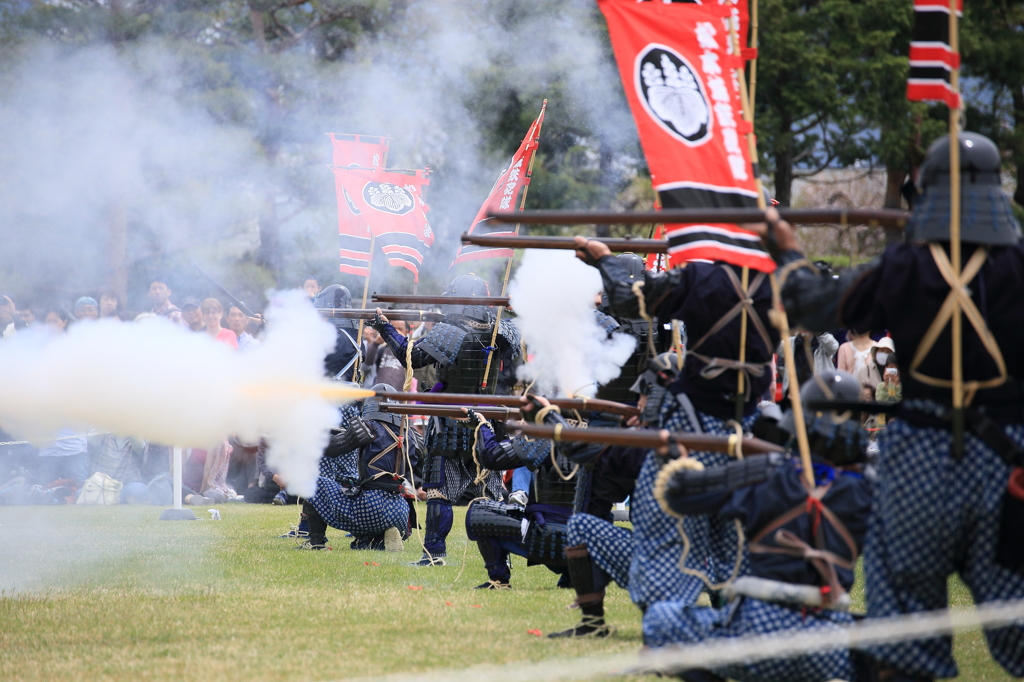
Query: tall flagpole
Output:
[[729, 9, 765, 423], [731, 2, 812, 485], [480, 100, 547, 391], [352, 144, 389, 381], [948, 0, 964, 455]]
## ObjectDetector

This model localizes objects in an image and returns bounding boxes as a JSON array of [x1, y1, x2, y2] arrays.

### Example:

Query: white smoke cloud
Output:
[[509, 249, 635, 397], [0, 290, 352, 498]]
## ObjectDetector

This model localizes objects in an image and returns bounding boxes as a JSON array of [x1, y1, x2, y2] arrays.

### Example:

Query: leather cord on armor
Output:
[[685, 266, 773, 400], [909, 244, 1007, 405]]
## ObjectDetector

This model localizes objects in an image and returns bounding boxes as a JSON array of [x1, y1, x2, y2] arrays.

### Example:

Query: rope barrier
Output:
[[0, 431, 97, 447], [340, 598, 1024, 682]]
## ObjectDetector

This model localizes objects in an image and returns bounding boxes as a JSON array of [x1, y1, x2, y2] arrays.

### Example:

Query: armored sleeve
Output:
[[474, 422, 530, 470], [323, 417, 374, 458], [596, 254, 683, 320], [372, 322, 437, 369], [778, 250, 880, 333], [660, 452, 787, 517]]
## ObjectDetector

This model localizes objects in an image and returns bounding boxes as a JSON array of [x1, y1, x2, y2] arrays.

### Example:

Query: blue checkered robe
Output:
[[310, 476, 408, 537], [643, 597, 855, 682], [626, 398, 754, 609], [317, 404, 365, 483], [567, 513, 633, 589], [865, 415, 1024, 679]]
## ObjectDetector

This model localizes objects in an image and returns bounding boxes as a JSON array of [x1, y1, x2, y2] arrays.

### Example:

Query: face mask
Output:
[[875, 351, 889, 365], [885, 368, 897, 376]]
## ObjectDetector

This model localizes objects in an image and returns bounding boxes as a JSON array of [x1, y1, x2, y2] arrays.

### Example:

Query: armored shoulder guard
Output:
[[498, 318, 521, 359], [416, 322, 469, 366], [593, 310, 621, 337], [324, 417, 374, 458], [664, 452, 785, 499]]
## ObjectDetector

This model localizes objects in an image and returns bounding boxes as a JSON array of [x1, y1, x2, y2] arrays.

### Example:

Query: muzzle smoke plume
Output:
[[509, 250, 635, 397], [0, 291, 360, 497]]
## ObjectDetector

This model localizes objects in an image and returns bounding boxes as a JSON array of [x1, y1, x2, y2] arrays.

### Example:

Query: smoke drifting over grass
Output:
[[0, 0, 636, 305], [509, 249, 635, 397], [0, 291, 348, 497]]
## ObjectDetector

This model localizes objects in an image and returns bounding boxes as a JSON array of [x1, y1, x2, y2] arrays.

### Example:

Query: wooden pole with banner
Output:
[[729, 8, 765, 422], [480, 100, 547, 391], [731, 2, 813, 484], [948, 0, 964, 456], [352, 143, 390, 381]]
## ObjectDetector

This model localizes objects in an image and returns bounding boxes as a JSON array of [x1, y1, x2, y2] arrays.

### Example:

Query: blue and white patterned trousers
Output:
[[644, 597, 855, 682], [567, 513, 633, 589], [865, 418, 1024, 679], [310, 476, 408, 537], [626, 400, 754, 610]]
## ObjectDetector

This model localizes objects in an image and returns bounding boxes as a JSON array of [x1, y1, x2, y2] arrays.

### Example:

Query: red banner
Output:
[[452, 101, 546, 266], [599, 0, 774, 272], [333, 167, 433, 281], [328, 133, 389, 170]]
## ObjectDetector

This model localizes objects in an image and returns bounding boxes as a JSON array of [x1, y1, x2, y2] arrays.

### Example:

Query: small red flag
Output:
[[451, 102, 546, 266]]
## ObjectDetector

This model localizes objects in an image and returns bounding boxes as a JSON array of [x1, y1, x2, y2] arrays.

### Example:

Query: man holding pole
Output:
[[767, 132, 1024, 680]]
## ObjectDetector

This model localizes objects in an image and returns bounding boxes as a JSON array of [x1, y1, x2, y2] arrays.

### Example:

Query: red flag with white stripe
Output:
[[451, 102, 546, 266], [328, 133, 389, 170], [332, 167, 433, 282], [599, 0, 775, 272]]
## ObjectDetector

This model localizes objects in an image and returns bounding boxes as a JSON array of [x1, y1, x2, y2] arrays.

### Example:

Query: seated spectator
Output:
[[35, 428, 89, 501], [98, 291, 122, 320], [181, 298, 204, 331], [201, 298, 238, 349], [148, 278, 179, 317], [1, 295, 22, 338], [303, 276, 322, 300], [44, 308, 68, 333], [73, 296, 99, 321], [87, 433, 149, 503], [182, 442, 237, 504], [18, 305, 36, 327], [226, 305, 260, 351]]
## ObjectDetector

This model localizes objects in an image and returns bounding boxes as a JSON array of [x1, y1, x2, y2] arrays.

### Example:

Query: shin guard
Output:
[[302, 500, 328, 546], [423, 498, 453, 556]]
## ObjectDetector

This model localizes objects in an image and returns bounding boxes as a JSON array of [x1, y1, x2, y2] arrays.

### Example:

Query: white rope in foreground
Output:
[[341, 599, 1024, 682], [0, 431, 96, 446]]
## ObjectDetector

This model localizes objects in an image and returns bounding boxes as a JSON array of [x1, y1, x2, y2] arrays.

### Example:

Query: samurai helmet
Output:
[[442, 273, 492, 323], [314, 284, 356, 329], [616, 253, 646, 280], [361, 384, 403, 426], [905, 132, 1021, 246], [313, 284, 352, 310], [780, 371, 867, 466]]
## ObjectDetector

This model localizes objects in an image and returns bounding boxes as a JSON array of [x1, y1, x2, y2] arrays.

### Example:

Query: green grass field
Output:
[[0, 504, 1014, 681]]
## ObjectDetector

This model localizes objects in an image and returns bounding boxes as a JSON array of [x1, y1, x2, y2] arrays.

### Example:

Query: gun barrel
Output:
[[485, 208, 909, 228], [461, 234, 666, 253], [317, 308, 445, 322], [513, 422, 785, 455], [378, 403, 522, 420], [377, 391, 639, 418], [371, 294, 511, 306]]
